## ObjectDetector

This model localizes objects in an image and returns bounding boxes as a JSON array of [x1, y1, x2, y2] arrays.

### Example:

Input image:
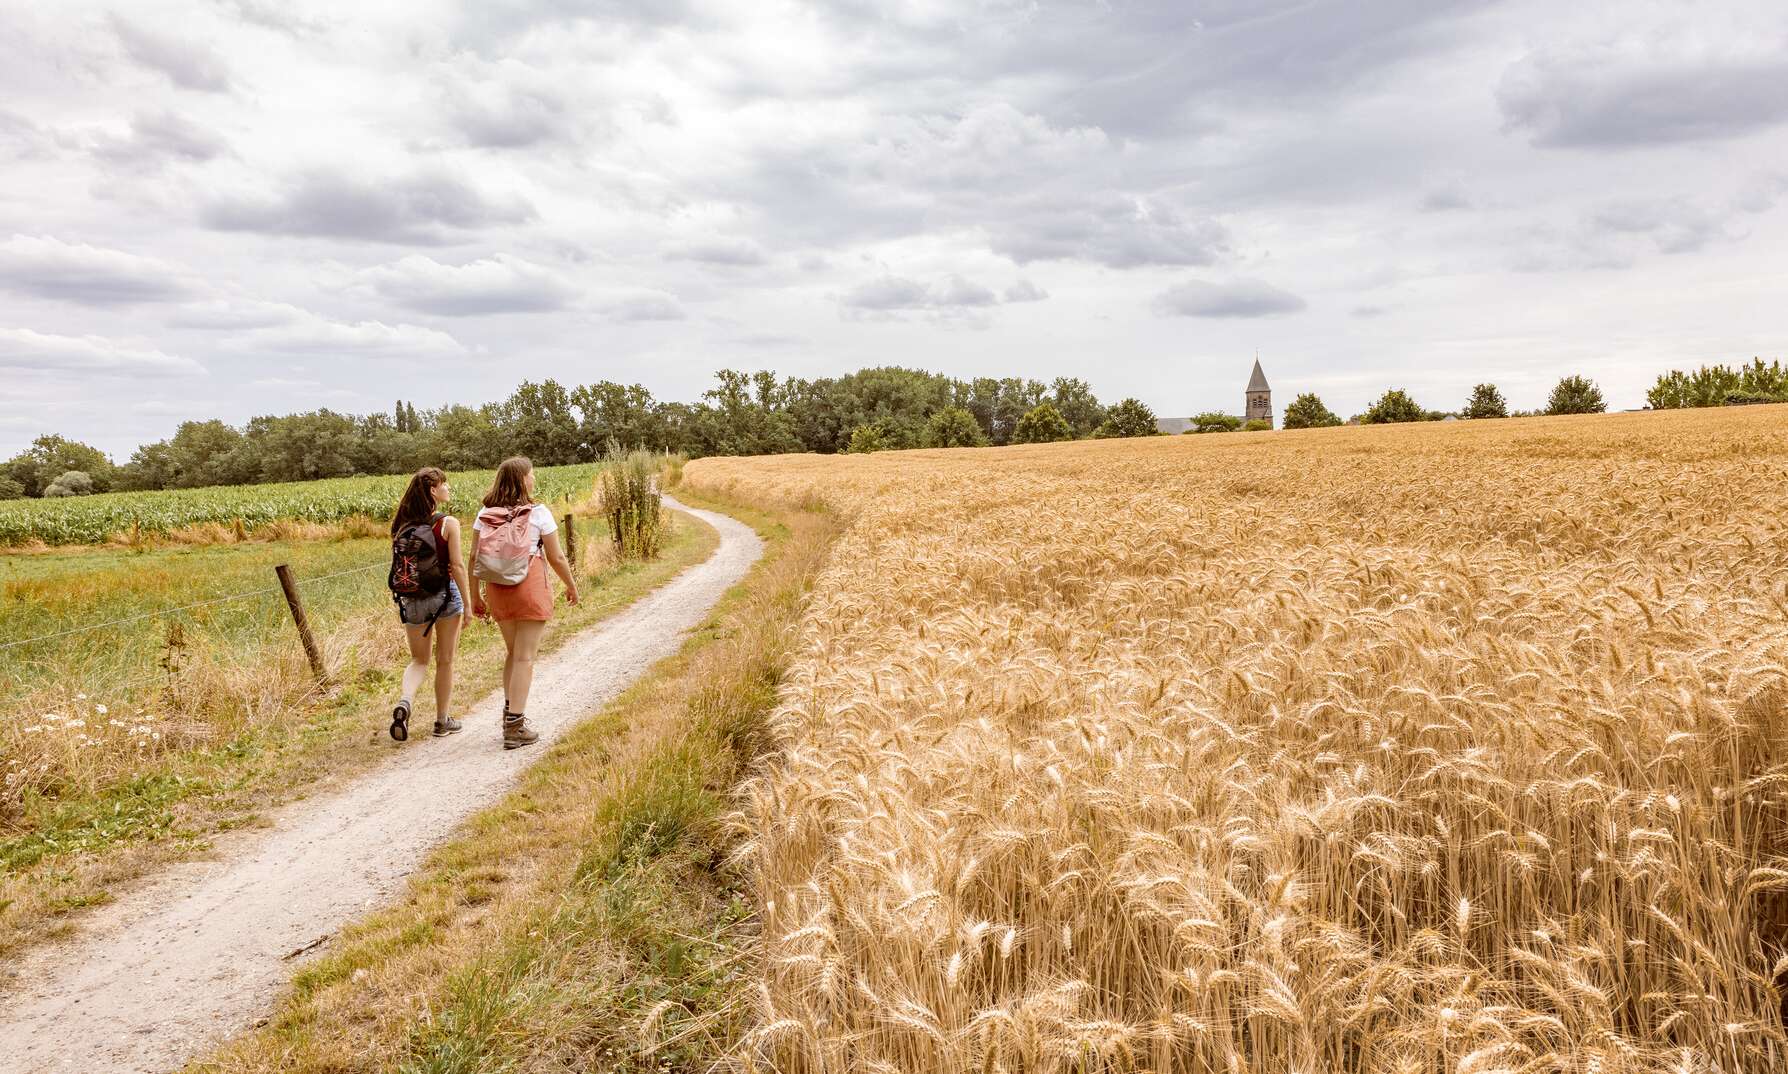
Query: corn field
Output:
[[686, 407, 1788, 1074], [0, 463, 602, 547]]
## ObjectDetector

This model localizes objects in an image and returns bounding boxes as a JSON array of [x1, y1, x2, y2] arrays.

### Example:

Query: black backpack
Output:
[[389, 514, 450, 597]]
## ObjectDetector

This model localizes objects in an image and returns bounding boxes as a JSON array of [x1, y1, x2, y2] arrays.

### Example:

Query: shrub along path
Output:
[[0, 497, 762, 1074]]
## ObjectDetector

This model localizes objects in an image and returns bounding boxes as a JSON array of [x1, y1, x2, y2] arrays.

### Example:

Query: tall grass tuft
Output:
[[599, 448, 666, 560]]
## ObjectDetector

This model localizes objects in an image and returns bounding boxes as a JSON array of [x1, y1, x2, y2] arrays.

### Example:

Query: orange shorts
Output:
[[484, 557, 552, 622]]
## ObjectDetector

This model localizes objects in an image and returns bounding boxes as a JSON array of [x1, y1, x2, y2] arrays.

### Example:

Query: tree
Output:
[[0, 476, 22, 500], [1, 435, 114, 497], [1463, 383, 1508, 419], [1546, 375, 1606, 415], [1648, 359, 1788, 409], [43, 470, 95, 497], [1241, 418, 1272, 432], [1048, 377, 1106, 438], [1094, 398, 1160, 438], [1189, 412, 1242, 433], [1012, 402, 1072, 444], [924, 407, 988, 448], [1362, 390, 1424, 425], [1281, 393, 1341, 430], [846, 424, 889, 453]]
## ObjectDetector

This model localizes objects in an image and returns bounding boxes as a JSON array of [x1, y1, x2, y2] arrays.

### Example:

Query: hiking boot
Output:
[[432, 715, 463, 737], [503, 716, 538, 750], [389, 700, 411, 742]]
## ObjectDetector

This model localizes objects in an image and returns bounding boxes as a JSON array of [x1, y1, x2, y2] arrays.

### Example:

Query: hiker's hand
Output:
[[472, 600, 487, 620], [565, 587, 580, 607]]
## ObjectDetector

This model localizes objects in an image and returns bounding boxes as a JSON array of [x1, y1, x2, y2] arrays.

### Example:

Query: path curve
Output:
[[0, 498, 761, 1074]]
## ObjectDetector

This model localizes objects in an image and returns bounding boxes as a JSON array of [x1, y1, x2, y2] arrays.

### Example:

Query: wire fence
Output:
[[0, 562, 385, 653]]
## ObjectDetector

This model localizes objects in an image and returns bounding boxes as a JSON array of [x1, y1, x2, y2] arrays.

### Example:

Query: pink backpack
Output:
[[474, 506, 535, 584]]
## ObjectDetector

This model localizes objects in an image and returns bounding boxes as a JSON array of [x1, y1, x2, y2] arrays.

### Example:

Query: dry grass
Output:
[[0, 511, 712, 958], [188, 491, 835, 1074], [685, 407, 1788, 1074]]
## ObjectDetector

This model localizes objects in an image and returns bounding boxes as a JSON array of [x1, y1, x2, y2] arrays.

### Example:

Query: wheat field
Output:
[[685, 408, 1788, 1074]]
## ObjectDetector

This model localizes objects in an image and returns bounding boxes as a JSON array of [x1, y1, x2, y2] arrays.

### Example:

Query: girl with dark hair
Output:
[[386, 467, 469, 741], [468, 456, 579, 749]]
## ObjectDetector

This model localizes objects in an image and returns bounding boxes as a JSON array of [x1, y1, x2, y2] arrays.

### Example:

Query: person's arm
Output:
[[442, 517, 472, 608], [540, 531, 580, 605], [466, 525, 486, 618]]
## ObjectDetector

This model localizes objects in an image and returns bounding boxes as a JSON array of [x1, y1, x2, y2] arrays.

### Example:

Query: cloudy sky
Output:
[[2, 0, 1784, 458]]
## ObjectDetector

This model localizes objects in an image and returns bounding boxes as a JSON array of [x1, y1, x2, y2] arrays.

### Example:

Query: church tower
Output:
[[1245, 357, 1272, 428]]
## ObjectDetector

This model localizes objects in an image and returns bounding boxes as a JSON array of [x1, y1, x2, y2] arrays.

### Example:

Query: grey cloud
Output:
[[1734, 172, 1788, 214], [93, 110, 228, 169], [1420, 186, 1472, 212], [841, 276, 929, 311], [110, 14, 233, 93], [932, 276, 998, 307], [1, 110, 47, 158], [444, 77, 574, 149], [216, 0, 329, 36], [722, 104, 1229, 268], [817, 0, 1499, 135], [352, 254, 577, 315], [667, 238, 770, 266], [203, 170, 535, 244], [991, 196, 1227, 268], [1003, 279, 1048, 303], [0, 327, 204, 376], [604, 292, 686, 322], [840, 275, 1006, 326], [1497, 41, 1788, 148], [0, 235, 204, 306], [1589, 199, 1724, 254], [452, 0, 702, 46], [1152, 278, 1307, 318], [732, 332, 807, 348], [1352, 305, 1387, 318]]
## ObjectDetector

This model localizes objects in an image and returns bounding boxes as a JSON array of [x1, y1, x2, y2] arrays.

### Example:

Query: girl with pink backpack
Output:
[[467, 456, 581, 749]]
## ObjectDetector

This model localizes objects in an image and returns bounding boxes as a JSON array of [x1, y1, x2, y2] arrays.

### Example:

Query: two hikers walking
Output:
[[387, 456, 579, 748]]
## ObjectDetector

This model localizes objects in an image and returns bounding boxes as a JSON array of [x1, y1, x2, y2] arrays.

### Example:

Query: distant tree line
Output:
[[6, 360, 1777, 500], [1646, 359, 1788, 409], [0, 368, 1169, 499], [1273, 374, 1610, 431]]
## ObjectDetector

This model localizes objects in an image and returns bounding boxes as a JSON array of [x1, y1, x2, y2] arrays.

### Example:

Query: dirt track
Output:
[[0, 499, 761, 1074]]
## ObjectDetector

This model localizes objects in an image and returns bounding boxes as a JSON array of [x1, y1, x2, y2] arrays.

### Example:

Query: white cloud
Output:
[[168, 298, 306, 329], [234, 316, 467, 358], [349, 254, 578, 315], [0, 328, 204, 376], [0, 235, 205, 306]]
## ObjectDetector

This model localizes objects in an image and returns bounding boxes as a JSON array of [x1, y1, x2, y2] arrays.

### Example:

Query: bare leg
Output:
[[400, 625, 431, 702], [505, 621, 547, 714], [432, 613, 462, 720], [498, 619, 518, 715]]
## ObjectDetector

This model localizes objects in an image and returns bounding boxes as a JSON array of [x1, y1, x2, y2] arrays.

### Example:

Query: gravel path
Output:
[[0, 499, 761, 1074]]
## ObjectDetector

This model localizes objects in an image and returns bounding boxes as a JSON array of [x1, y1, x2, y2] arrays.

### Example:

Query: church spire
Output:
[[1246, 357, 1269, 394]]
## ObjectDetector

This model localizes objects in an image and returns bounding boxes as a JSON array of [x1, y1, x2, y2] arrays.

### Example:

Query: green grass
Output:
[[1, 534, 392, 700], [0, 462, 602, 547], [188, 487, 831, 1074], [1, 508, 719, 959]]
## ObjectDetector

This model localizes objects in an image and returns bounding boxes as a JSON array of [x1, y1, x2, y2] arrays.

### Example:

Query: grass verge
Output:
[[187, 489, 832, 1074], [0, 508, 718, 960]]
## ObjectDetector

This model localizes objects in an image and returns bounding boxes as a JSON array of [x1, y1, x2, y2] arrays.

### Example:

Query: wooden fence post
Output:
[[562, 513, 576, 567], [274, 564, 327, 685]]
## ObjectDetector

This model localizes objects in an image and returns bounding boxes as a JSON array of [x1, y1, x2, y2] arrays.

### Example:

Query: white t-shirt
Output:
[[473, 503, 558, 555]]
